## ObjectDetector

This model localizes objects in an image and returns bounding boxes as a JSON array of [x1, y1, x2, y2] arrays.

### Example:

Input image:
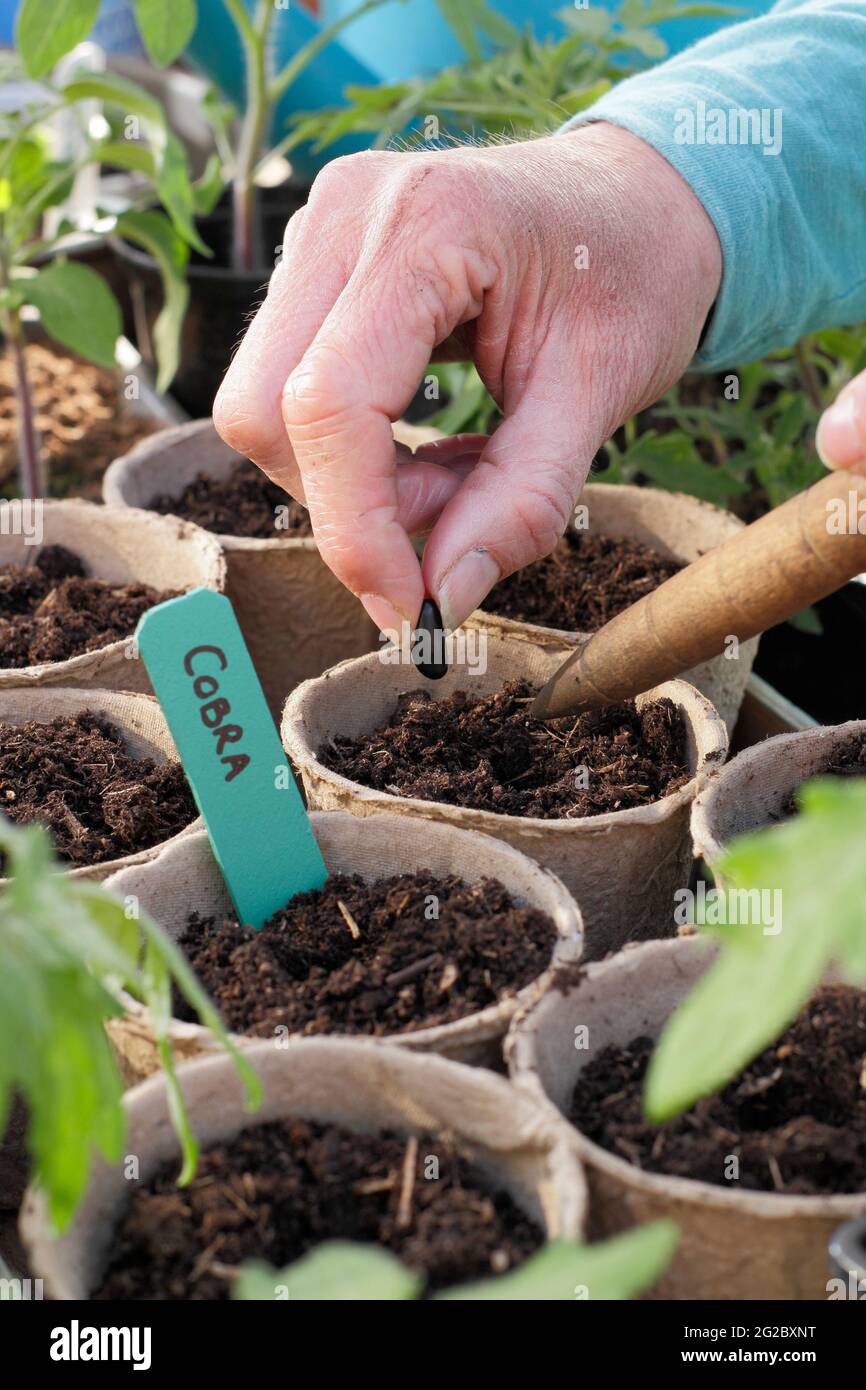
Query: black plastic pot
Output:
[[754, 578, 866, 725], [112, 182, 309, 418]]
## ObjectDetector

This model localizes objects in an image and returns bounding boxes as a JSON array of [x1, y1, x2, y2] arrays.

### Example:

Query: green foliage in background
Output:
[[8, 2, 209, 391], [0, 815, 260, 1230], [645, 778, 866, 1123], [289, 2, 737, 152], [234, 1221, 679, 1301]]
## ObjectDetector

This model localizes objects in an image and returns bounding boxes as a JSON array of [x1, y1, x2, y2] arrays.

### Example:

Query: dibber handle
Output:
[[532, 470, 866, 719]]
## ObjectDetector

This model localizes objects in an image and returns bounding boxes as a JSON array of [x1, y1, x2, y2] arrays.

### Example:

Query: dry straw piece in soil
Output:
[[104, 419, 380, 714], [692, 719, 866, 868], [103, 811, 583, 1083], [506, 936, 866, 1300], [282, 631, 728, 959], [0, 500, 225, 695], [20, 1038, 587, 1300], [470, 483, 759, 736]]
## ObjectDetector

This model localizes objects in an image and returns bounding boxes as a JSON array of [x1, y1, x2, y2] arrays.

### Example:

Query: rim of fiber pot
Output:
[[0, 686, 200, 884], [506, 935, 866, 1223], [692, 719, 866, 864], [471, 481, 750, 644], [0, 498, 226, 687], [103, 417, 441, 551], [20, 1038, 588, 1299], [281, 631, 729, 840], [102, 812, 584, 1067]]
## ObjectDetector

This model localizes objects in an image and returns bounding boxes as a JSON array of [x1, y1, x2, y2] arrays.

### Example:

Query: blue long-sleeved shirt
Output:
[[564, 0, 866, 370]]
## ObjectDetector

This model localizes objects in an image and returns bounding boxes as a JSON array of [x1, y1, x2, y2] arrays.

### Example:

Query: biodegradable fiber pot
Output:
[[692, 719, 866, 868], [0, 499, 225, 695], [103, 419, 378, 715], [472, 483, 760, 736], [0, 685, 199, 887], [506, 936, 866, 1300], [20, 1038, 588, 1300], [282, 631, 729, 960], [102, 811, 583, 1084]]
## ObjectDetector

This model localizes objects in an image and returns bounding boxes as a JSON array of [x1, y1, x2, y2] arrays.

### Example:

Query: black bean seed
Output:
[[412, 597, 448, 680]]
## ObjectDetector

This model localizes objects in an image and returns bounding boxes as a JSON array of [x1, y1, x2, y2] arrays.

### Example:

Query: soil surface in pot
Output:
[[318, 679, 690, 819], [0, 710, 196, 866], [0, 344, 158, 500], [779, 735, 866, 817], [95, 1118, 543, 1299], [151, 461, 312, 540], [570, 986, 866, 1196], [0, 545, 178, 668], [172, 871, 557, 1038], [487, 531, 682, 631]]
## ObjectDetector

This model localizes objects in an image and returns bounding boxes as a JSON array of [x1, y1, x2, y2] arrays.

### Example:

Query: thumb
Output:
[[421, 350, 600, 630], [816, 370, 866, 473]]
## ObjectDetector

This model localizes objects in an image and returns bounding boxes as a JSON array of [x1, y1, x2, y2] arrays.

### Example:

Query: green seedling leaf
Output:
[[132, 0, 197, 67], [26, 260, 121, 369], [235, 1223, 677, 1301], [92, 139, 157, 179], [0, 813, 260, 1229], [113, 210, 189, 391], [63, 74, 208, 255], [16, 0, 100, 78], [435, 0, 520, 62], [192, 153, 225, 216], [439, 1222, 679, 1300], [645, 778, 866, 1123], [158, 133, 210, 256], [234, 1243, 423, 1301], [787, 605, 823, 636]]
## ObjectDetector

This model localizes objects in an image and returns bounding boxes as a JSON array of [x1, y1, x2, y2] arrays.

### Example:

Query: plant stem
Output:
[[225, 0, 274, 274], [8, 313, 42, 499], [269, 0, 393, 103], [793, 338, 824, 413]]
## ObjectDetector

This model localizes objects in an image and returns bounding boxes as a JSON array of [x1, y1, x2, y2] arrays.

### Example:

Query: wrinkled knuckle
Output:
[[282, 366, 353, 438], [385, 156, 456, 222], [311, 149, 393, 205], [212, 392, 261, 459]]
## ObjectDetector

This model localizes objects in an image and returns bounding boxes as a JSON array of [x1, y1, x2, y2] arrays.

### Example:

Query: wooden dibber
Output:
[[532, 469, 866, 720]]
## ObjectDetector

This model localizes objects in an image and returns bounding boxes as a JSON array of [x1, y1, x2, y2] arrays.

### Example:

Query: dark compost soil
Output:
[[488, 531, 682, 632], [570, 986, 866, 1196], [0, 343, 159, 501], [151, 460, 313, 540], [172, 871, 558, 1038], [0, 545, 177, 668], [0, 710, 196, 866], [779, 734, 866, 818], [318, 679, 691, 820], [95, 1118, 543, 1300]]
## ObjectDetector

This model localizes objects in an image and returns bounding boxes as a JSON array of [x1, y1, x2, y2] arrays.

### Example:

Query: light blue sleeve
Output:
[[562, 0, 866, 369]]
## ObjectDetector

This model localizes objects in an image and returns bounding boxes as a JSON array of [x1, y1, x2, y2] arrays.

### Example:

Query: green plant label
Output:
[[136, 588, 327, 929]]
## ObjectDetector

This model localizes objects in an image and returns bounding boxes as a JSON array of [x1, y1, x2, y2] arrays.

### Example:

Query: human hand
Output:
[[817, 370, 866, 475], [213, 122, 721, 634]]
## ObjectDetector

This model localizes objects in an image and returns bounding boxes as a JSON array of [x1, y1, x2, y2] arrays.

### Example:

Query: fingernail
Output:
[[816, 393, 866, 469], [360, 593, 413, 640], [437, 550, 500, 631]]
